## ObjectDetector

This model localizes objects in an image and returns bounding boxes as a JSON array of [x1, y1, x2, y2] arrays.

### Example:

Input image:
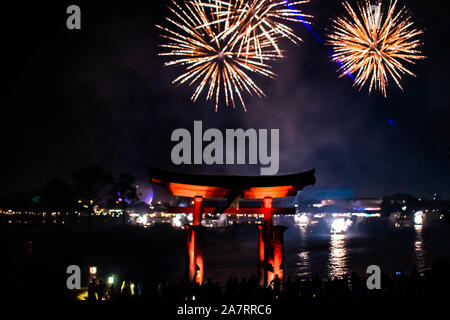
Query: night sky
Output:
[[1, 0, 449, 199]]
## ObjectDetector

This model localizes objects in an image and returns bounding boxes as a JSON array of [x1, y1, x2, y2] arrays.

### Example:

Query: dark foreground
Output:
[[2, 220, 450, 317]]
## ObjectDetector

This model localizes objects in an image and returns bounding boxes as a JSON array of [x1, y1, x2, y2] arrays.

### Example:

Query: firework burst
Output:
[[157, 0, 281, 110], [157, 0, 310, 110], [199, 0, 312, 59], [327, 0, 425, 96]]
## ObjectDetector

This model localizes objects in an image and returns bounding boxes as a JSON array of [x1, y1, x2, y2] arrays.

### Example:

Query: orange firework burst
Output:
[[157, 0, 280, 111], [327, 0, 425, 96], [200, 0, 312, 58]]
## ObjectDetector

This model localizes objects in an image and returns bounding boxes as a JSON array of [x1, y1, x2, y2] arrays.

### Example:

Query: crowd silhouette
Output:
[[86, 259, 450, 305]]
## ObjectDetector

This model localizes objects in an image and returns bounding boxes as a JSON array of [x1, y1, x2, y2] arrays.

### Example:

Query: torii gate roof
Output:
[[148, 166, 316, 199]]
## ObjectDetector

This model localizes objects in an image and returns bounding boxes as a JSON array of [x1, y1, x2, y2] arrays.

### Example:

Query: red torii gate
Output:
[[148, 167, 316, 286]]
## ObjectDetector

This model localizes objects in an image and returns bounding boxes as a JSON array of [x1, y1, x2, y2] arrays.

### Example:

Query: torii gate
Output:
[[148, 166, 316, 286]]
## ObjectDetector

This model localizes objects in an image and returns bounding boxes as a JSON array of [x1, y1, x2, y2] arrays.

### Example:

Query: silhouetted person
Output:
[[270, 274, 281, 298], [96, 279, 106, 301], [105, 284, 116, 301], [213, 281, 221, 302], [284, 277, 295, 301], [136, 283, 143, 298], [248, 275, 258, 301], [204, 278, 214, 302], [121, 280, 131, 299], [238, 277, 249, 301], [88, 279, 97, 302]]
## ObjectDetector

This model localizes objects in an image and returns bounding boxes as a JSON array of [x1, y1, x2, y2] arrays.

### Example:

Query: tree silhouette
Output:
[[71, 166, 114, 230], [33, 178, 75, 213], [111, 172, 140, 226]]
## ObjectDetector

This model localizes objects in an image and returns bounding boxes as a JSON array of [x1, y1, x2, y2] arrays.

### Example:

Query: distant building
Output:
[[295, 188, 355, 202], [293, 189, 382, 214]]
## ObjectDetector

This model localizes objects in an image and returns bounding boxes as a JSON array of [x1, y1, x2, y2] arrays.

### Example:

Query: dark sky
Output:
[[1, 0, 449, 199]]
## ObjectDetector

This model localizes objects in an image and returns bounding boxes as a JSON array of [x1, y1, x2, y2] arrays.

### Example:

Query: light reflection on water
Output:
[[291, 220, 438, 280], [413, 224, 427, 275], [204, 219, 450, 283], [327, 233, 349, 279], [295, 227, 311, 280]]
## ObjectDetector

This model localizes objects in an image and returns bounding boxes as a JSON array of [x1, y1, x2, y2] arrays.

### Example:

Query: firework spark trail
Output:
[[327, 0, 425, 96], [198, 0, 312, 59], [157, 0, 280, 110]]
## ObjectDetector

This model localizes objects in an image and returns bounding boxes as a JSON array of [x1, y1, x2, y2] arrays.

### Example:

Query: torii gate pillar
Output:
[[258, 197, 273, 286], [272, 225, 287, 282], [258, 197, 287, 287], [185, 196, 204, 284]]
